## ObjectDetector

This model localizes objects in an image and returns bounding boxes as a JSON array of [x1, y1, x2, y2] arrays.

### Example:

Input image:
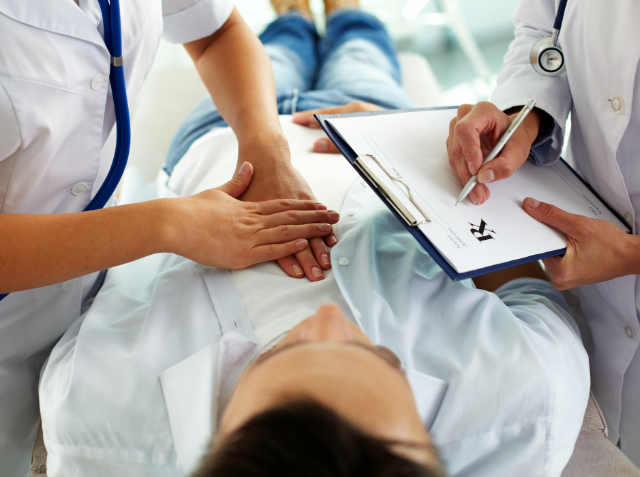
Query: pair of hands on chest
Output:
[[181, 101, 381, 282]]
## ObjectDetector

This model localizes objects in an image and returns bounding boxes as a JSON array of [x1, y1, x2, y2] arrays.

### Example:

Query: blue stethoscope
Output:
[[90, 0, 131, 210], [0, 0, 130, 303], [530, 0, 568, 76]]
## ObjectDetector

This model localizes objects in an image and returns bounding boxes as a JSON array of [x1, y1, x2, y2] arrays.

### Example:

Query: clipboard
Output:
[[315, 106, 632, 281]]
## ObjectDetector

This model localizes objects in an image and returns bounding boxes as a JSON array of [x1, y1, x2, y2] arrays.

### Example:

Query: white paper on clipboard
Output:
[[327, 109, 628, 274]]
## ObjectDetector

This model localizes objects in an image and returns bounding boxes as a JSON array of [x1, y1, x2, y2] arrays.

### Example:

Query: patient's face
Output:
[[218, 303, 435, 467]]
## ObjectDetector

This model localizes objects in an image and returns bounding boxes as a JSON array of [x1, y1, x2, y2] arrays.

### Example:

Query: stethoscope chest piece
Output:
[[530, 0, 568, 77], [530, 36, 566, 77]]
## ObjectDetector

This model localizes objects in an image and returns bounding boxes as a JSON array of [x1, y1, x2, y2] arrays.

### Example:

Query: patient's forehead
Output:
[[223, 342, 424, 444]]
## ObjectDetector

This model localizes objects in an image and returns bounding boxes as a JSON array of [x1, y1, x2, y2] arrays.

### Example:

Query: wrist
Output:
[[505, 106, 542, 146], [148, 198, 184, 255], [237, 130, 291, 169], [623, 233, 640, 276]]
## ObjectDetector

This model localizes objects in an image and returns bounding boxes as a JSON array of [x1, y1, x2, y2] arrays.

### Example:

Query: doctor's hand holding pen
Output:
[[0, 162, 338, 295], [446, 101, 640, 289], [446, 101, 543, 205]]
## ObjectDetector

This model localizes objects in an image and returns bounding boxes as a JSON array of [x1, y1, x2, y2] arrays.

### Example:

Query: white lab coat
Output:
[[491, 0, 640, 460], [0, 1, 233, 475]]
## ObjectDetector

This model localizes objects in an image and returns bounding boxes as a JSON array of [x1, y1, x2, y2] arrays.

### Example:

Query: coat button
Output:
[[611, 97, 625, 114], [71, 182, 88, 196], [62, 279, 77, 292], [90, 74, 104, 90], [624, 212, 634, 225], [338, 258, 349, 266], [625, 325, 636, 339]]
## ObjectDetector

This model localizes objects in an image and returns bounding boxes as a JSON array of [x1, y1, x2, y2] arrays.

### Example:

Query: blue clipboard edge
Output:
[[315, 106, 632, 281]]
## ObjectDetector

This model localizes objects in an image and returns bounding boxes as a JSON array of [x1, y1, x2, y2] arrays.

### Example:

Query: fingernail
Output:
[[296, 239, 307, 249], [319, 223, 331, 233], [321, 253, 330, 266], [478, 169, 495, 183], [328, 234, 338, 245], [314, 203, 327, 210], [238, 162, 250, 175], [525, 197, 540, 209], [467, 162, 477, 175], [328, 211, 340, 222], [315, 139, 328, 152], [311, 266, 324, 278], [469, 189, 479, 204], [292, 264, 304, 276]]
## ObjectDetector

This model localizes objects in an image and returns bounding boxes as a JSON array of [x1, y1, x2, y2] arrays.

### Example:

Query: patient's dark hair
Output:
[[192, 399, 446, 477]]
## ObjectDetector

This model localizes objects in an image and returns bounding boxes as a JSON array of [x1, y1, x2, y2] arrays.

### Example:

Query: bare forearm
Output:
[[184, 8, 287, 161], [0, 200, 172, 293]]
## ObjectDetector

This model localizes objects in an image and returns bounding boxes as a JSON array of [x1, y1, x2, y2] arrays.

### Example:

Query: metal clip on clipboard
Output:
[[354, 154, 431, 226]]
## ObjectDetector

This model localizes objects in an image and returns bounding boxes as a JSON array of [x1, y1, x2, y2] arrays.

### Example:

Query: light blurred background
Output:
[[152, 0, 519, 102]]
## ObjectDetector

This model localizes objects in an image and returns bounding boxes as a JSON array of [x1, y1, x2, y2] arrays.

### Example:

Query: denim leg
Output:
[[259, 12, 320, 94], [315, 10, 414, 110]]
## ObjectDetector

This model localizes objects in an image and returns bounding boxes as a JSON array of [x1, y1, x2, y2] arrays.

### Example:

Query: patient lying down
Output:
[[200, 303, 441, 476], [39, 110, 590, 477]]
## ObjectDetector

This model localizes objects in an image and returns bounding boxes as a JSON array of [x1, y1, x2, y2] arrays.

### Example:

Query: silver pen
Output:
[[455, 99, 536, 205]]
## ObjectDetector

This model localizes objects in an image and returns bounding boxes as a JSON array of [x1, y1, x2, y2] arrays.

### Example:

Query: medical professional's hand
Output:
[[292, 101, 383, 153], [523, 197, 639, 289], [235, 138, 338, 281], [168, 162, 339, 270], [447, 102, 541, 204]]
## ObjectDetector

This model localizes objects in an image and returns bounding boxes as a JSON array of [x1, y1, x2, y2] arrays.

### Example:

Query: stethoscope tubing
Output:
[[0, 0, 131, 302], [553, 0, 568, 31], [87, 0, 131, 212]]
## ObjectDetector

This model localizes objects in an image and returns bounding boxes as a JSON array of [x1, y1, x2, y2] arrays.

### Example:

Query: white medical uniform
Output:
[[490, 0, 640, 463], [0, 0, 233, 475], [39, 119, 590, 477]]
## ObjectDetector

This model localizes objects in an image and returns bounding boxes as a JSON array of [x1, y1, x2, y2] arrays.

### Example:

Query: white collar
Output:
[[0, 0, 106, 49], [160, 332, 256, 476]]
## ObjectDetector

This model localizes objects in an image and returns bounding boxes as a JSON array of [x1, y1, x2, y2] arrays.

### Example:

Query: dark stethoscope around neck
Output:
[[530, 0, 568, 76], [0, 0, 131, 303]]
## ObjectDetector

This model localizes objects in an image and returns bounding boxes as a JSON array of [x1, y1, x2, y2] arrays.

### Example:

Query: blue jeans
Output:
[[165, 10, 414, 174]]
